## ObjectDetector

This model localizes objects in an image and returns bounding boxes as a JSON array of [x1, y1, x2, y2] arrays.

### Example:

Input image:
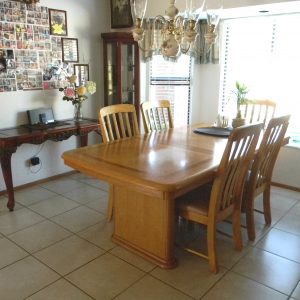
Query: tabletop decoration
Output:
[[59, 75, 96, 122], [231, 81, 248, 128]]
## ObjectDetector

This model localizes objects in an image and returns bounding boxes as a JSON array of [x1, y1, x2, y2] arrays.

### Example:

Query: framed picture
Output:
[[62, 38, 79, 63], [110, 0, 133, 28], [49, 9, 67, 36], [73, 64, 89, 86]]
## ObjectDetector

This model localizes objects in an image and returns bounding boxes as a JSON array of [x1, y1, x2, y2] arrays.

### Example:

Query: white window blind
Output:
[[150, 55, 192, 127], [220, 14, 300, 143]]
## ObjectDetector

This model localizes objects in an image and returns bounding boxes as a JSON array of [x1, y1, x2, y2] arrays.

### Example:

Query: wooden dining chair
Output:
[[242, 115, 290, 241], [176, 123, 262, 273], [240, 99, 276, 128], [99, 104, 140, 143], [141, 100, 174, 133], [99, 104, 140, 220]]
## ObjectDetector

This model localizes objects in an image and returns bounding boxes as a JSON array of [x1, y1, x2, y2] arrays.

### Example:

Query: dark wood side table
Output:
[[0, 118, 99, 211]]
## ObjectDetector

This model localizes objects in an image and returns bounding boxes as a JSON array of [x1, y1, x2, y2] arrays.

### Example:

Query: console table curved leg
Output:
[[0, 151, 15, 211]]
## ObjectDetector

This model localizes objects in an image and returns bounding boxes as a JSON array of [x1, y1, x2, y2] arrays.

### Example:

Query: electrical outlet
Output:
[[30, 157, 40, 166]]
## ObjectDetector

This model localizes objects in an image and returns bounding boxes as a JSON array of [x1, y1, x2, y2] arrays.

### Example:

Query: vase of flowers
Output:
[[59, 75, 96, 122], [231, 81, 248, 128], [73, 101, 83, 121]]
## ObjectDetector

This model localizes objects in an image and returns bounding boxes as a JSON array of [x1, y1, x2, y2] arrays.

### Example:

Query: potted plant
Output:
[[231, 81, 249, 127]]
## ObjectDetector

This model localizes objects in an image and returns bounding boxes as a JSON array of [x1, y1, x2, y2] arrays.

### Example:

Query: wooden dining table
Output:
[[62, 125, 229, 268]]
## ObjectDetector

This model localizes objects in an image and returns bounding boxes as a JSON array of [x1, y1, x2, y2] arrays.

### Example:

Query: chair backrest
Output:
[[247, 115, 290, 195], [240, 99, 276, 128], [99, 104, 140, 143], [141, 100, 174, 133], [209, 123, 262, 217]]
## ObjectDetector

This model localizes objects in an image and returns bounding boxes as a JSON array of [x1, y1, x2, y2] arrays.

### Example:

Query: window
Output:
[[220, 14, 300, 145], [149, 55, 192, 127]]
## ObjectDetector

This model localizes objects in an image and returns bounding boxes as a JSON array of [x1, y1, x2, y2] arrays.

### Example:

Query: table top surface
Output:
[[0, 118, 99, 140], [62, 125, 228, 194]]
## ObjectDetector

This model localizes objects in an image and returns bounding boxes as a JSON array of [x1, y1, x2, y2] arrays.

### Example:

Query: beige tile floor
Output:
[[0, 173, 299, 300]]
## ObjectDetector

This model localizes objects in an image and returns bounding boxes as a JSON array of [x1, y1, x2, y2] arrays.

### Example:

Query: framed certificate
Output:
[[62, 38, 79, 63]]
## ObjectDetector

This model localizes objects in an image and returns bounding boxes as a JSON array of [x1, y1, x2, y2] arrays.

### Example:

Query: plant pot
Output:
[[232, 117, 245, 128]]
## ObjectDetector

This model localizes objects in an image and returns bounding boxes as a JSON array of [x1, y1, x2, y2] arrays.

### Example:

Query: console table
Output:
[[0, 118, 99, 211]]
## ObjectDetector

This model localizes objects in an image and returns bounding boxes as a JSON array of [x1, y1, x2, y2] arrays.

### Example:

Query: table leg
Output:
[[112, 184, 177, 268], [0, 149, 16, 211], [79, 134, 88, 147]]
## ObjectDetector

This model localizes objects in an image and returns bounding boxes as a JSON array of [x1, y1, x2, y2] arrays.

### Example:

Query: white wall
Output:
[[0, 0, 110, 190], [272, 146, 300, 188]]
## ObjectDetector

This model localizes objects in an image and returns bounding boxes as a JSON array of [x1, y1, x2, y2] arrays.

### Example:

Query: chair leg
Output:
[[263, 185, 272, 225], [232, 210, 243, 250], [245, 194, 256, 241], [207, 224, 218, 273], [107, 185, 114, 222]]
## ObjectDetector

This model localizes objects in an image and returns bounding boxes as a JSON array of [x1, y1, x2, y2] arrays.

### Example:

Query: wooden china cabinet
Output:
[[101, 32, 140, 120]]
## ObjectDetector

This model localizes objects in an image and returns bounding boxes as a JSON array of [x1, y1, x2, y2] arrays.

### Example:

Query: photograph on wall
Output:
[[62, 38, 78, 62], [74, 64, 89, 86], [49, 9, 67, 36], [110, 0, 133, 28], [0, 50, 7, 73]]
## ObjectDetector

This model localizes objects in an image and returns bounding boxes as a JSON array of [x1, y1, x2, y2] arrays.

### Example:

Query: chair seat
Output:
[[177, 185, 212, 216]]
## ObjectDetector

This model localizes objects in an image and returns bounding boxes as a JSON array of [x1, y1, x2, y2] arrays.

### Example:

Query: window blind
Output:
[[150, 55, 192, 127], [219, 14, 300, 142]]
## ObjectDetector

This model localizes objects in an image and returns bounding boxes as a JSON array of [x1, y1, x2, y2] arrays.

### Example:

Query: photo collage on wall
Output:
[[0, 0, 74, 92]]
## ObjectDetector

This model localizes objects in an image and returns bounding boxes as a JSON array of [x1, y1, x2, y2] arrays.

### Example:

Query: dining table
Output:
[[61, 125, 229, 269]]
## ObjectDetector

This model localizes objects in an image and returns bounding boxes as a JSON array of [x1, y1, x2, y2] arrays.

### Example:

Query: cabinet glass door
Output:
[[107, 43, 118, 105], [121, 44, 135, 104]]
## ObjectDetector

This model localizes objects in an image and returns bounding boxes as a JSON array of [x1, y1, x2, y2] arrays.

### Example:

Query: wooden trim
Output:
[[271, 182, 300, 193], [0, 171, 77, 196]]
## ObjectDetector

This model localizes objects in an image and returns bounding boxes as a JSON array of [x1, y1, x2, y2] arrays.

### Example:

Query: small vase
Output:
[[73, 102, 83, 122], [232, 117, 245, 128]]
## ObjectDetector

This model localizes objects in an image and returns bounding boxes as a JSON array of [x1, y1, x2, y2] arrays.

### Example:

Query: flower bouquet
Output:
[[59, 75, 96, 121]]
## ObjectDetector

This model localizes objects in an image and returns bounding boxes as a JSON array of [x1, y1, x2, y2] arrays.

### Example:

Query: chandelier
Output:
[[130, 0, 222, 59]]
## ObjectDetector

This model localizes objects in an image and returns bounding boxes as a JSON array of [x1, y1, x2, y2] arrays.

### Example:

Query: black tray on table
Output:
[[193, 126, 233, 137]]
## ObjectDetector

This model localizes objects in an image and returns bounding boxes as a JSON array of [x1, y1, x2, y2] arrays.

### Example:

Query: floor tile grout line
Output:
[[288, 279, 300, 299], [230, 269, 291, 297]]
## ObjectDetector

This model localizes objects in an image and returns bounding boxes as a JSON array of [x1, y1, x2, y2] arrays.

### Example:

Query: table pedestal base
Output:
[[112, 184, 177, 269]]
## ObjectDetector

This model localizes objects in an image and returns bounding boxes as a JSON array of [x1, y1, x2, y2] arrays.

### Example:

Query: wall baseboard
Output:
[[0, 171, 78, 196], [1, 175, 298, 197], [271, 182, 300, 193]]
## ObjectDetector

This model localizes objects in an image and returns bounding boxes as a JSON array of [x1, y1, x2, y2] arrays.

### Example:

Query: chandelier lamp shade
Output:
[[130, 0, 222, 59]]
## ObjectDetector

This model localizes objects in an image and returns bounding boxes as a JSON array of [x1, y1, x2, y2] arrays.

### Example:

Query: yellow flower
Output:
[[69, 75, 77, 84], [52, 23, 64, 35], [86, 81, 96, 95], [77, 86, 87, 96]]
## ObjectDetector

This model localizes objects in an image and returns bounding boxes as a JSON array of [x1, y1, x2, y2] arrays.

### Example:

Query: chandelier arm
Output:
[[174, 15, 184, 26], [154, 15, 167, 24]]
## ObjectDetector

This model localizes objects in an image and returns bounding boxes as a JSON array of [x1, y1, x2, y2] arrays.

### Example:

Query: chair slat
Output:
[[118, 112, 126, 138], [112, 113, 120, 140]]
